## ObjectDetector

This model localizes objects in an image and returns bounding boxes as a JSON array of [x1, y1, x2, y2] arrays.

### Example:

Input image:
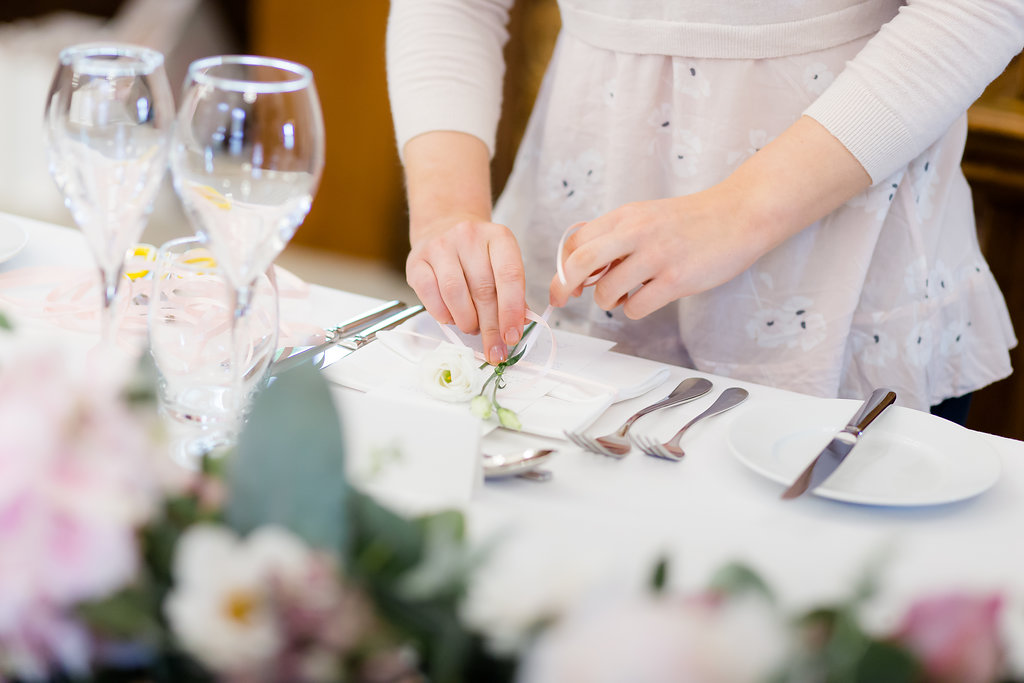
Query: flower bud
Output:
[[471, 395, 493, 420], [497, 407, 522, 431]]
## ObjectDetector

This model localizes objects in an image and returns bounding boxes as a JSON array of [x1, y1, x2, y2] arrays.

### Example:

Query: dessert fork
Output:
[[632, 387, 749, 461], [564, 377, 712, 458]]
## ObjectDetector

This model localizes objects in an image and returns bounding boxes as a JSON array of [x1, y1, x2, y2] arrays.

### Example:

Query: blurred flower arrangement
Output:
[[1, 310, 1023, 683]]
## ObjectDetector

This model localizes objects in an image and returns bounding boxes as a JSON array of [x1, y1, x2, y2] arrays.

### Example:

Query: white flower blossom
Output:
[[164, 524, 313, 675], [419, 344, 482, 402], [518, 593, 789, 683]]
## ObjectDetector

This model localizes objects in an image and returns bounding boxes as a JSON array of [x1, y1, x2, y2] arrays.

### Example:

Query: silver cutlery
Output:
[[270, 304, 424, 375], [632, 387, 749, 461], [483, 448, 555, 481], [564, 376, 713, 458], [272, 299, 405, 370], [781, 387, 897, 499]]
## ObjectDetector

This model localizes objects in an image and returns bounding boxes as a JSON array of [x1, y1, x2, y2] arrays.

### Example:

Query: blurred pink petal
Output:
[[896, 593, 1004, 683]]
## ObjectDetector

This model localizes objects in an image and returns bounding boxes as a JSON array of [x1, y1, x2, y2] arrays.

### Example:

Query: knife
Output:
[[271, 303, 423, 375], [780, 387, 897, 500], [273, 298, 404, 366], [318, 304, 425, 369]]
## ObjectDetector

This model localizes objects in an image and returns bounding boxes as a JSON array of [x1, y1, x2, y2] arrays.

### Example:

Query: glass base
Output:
[[160, 400, 241, 470]]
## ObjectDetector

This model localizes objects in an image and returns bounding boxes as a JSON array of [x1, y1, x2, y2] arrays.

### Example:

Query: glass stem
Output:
[[229, 283, 255, 417], [98, 265, 123, 346]]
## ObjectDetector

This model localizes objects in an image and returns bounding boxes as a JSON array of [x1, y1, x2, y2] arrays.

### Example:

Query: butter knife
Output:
[[317, 304, 425, 370], [780, 387, 897, 500], [273, 299, 404, 365], [271, 304, 423, 375]]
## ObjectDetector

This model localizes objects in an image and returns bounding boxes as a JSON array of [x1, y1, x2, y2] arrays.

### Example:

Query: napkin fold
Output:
[[321, 316, 671, 438]]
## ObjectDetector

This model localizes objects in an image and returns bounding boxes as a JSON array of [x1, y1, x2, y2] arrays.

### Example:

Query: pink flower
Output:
[[895, 593, 1004, 683], [0, 345, 164, 676]]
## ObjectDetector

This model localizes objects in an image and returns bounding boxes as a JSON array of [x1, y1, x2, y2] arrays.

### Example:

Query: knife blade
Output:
[[272, 299, 404, 368], [318, 304, 425, 369], [780, 387, 897, 500], [270, 303, 422, 375]]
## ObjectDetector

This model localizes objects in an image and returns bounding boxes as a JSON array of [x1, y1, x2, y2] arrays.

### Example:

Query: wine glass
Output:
[[170, 54, 325, 413], [149, 236, 279, 465], [44, 43, 174, 344]]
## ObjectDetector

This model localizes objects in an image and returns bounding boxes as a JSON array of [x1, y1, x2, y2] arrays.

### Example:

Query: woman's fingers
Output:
[[488, 231, 527, 350], [458, 229, 508, 364], [406, 219, 526, 365], [549, 217, 630, 306], [619, 277, 676, 320], [590, 255, 652, 311], [406, 256, 454, 325]]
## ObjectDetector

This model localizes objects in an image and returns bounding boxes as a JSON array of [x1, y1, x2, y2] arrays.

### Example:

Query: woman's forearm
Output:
[[403, 131, 495, 243], [724, 115, 873, 260]]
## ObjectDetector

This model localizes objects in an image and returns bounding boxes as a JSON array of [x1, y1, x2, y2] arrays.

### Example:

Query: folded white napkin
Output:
[[321, 316, 671, 438]]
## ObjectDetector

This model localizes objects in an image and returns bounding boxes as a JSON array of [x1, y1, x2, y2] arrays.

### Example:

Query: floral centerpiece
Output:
[[1, 311, 1023, 683]]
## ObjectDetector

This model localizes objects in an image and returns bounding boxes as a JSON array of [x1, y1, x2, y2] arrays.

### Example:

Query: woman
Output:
[[386, 0, 1022, 416]]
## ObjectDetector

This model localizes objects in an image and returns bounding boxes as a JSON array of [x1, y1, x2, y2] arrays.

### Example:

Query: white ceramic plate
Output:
[[0, 219, 27, 265], [728, 398, 1001, 506]]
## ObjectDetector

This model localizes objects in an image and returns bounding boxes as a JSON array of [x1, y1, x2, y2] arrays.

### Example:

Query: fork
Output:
[[564, 377, 712, 458], [632, 387, 749, 461]]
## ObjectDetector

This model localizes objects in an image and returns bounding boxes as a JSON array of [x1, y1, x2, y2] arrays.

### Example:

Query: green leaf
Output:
[[346, 495, 484, 683], [398, 511, 483, 601], [850, 640, 920, 683], [348, 491, 427, 578], [649, 557, 669, 593], [76, 585, 162, 641], [708, 562, 774, 602], [226, 362, 348, 554], [0, 311, 12, 331]]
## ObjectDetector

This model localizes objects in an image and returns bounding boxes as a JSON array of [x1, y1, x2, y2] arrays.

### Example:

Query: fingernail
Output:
[[504, 328, 520, 346], [490, 345, 506, 364]]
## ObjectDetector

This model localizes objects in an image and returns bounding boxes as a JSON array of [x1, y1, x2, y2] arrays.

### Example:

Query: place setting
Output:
[[728, 387, 1003, 507]]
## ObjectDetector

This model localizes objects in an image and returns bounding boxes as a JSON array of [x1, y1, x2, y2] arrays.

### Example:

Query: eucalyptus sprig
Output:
[[470, 321, 537, 430]]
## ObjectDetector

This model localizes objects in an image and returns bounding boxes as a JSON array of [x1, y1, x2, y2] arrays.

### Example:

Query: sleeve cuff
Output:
[[803, 72, 916, 184]]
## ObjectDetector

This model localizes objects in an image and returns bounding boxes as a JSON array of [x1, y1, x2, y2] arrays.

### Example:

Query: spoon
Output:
[[483, 448, 556, 480]]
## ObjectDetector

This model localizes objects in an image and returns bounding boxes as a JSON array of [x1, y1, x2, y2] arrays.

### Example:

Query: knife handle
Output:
[[329, 299, 404, 338], [848, 387, 897, 434]]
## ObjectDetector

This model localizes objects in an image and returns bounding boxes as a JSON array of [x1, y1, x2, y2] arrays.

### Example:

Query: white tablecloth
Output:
[[3, 212, 1022, 636]]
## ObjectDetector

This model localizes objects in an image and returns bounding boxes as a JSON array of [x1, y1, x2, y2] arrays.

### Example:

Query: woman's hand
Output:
[[549, 116, 872, 317], [402, 131, 527, 365], [548, 189, 759, 319], [407, 214, 526, 365]]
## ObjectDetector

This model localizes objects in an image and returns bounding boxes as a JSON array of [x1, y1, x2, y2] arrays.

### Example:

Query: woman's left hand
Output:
[[548, 186, 764, 319], [548, 115, 873, 318]]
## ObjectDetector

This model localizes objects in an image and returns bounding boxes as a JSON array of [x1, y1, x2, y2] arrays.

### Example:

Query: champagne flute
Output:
[[170, 54, 325, 416], [44, 43, 173, 344]]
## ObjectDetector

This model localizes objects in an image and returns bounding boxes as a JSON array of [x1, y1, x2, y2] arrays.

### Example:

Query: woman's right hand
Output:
[[406, 214, 526, 366], [402, 131, 527, 366]]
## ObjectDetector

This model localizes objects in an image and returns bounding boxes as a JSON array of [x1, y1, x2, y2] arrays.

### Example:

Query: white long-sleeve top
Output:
[[387, 0, 1024, 183]]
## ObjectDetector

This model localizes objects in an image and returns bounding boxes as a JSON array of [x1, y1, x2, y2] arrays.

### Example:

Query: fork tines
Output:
[[564, 430, 629, 459], [630, 434, 683, 462]]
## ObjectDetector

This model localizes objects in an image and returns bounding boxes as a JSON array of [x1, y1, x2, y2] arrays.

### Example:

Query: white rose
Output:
[[419, 344, 482, 402]]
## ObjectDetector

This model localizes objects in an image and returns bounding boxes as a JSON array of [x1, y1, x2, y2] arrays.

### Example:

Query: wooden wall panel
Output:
[[963, 54, 1024, 440], [250, 0, 407, 267]]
